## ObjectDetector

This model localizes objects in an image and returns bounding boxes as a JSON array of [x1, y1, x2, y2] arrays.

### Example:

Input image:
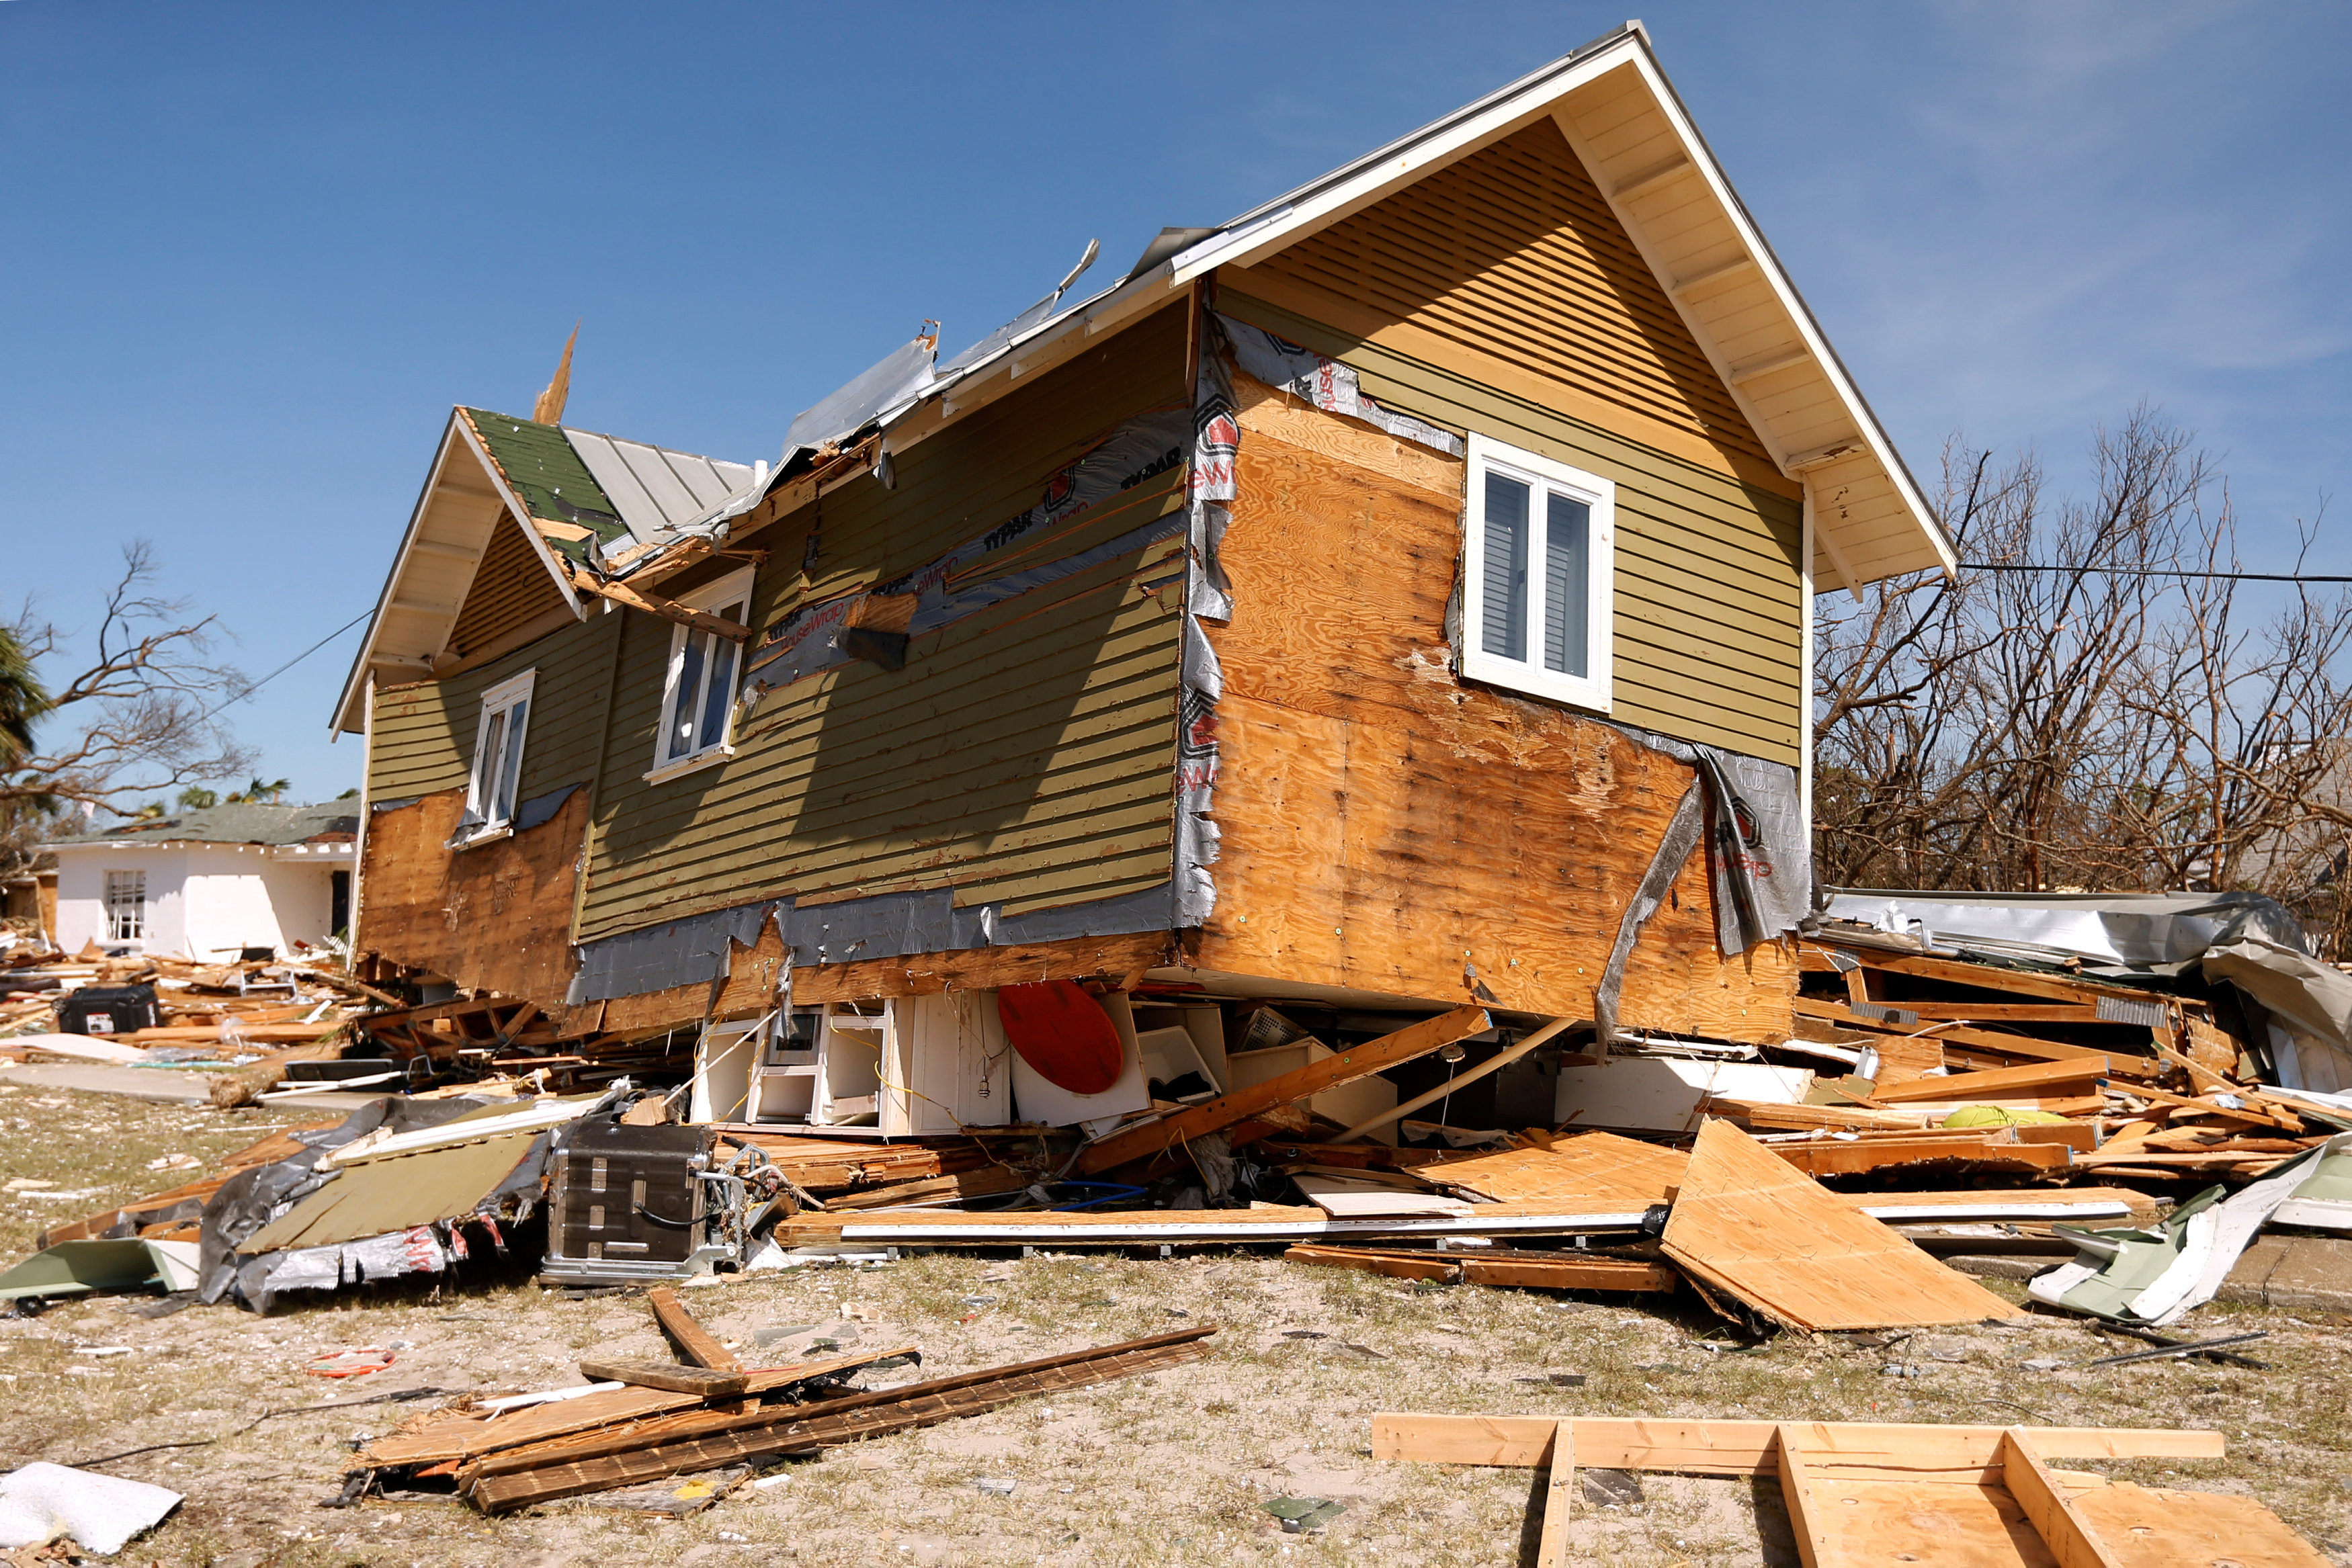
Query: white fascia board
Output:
[[1165, 38, 1636, 286], [1599, 46, 1954, 580], [448, 415, 592, 620], [331, 414, 470, 735]]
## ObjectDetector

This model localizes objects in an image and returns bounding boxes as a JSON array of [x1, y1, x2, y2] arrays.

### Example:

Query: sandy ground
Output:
[[4, 1090, 2351, 1567]]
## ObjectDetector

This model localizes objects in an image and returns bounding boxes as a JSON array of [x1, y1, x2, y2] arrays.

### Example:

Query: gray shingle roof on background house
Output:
[[42, 800, 362, 850]]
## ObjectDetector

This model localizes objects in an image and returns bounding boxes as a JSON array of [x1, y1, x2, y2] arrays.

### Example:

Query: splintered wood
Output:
[[1659, 1121, 2014, 1330]]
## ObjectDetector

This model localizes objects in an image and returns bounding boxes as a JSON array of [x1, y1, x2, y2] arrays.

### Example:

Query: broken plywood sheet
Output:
[[1659, 1120, 2015, 1331], [1412, 1131, 1687, 1206]]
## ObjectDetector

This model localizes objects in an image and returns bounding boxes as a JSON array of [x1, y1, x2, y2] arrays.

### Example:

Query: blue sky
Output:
[[4, 1, 2345, 805]]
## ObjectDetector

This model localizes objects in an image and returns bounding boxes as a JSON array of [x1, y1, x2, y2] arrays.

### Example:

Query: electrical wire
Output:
[[1956, 564, 2352, 583], [197, 607, 375, 724]]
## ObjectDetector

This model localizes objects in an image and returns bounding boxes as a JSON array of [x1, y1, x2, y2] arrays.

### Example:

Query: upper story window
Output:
[[649, 565, 755, 783], [105, 869, 145, 942], [456, 668, 534, 846], [1458, 433, 1613, 712]]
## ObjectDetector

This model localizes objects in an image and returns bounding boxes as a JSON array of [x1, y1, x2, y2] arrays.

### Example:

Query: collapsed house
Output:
[[325, 22, 1953, 1124]]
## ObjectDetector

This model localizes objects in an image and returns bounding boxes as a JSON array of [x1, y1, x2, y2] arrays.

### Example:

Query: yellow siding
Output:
[[1249, 117, 1777, 478], [366, 611, 621, 805], [574, 302, 1191, 942]]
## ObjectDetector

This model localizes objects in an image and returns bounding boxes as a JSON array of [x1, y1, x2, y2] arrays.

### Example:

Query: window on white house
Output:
[[1458, 433, 1613, 711], [458, 669, 535, 843], [104, 869, 145, 942], [650, 566, 755, 780]]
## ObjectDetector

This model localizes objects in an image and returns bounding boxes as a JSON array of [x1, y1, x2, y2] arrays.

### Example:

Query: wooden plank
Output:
[[1806, 947, 2190, 1009], [1282, 1244, 1678, 1292], [1537, 1420, 1575, 1568], [1658, 1121, 2017, 1332], [465, 1330, 1214, 1512], [1775, 1426, 1836, 1568], [1073, 1006, 1489, 1175], [1869, 1059, 2107, 1104], [575, 1359, 749, 1398], [1701, 1096, 1933, 1131], [1369, 1415, 2226, 1473], [2001, 1427, 2126, 1568], [1771, 1134, 2070, 1177], [2117, 1082, 2304, 1132], [648, 1286, 740, 1373], [360, 1348, 917, 1467]]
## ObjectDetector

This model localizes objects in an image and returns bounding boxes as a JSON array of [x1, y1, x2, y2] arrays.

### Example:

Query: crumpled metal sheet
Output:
[[1822, 888, 2306, 968]]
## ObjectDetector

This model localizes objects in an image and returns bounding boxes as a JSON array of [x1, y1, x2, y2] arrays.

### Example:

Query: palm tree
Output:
[[225, 777, 291, 804], [0, 625, 49, 769]]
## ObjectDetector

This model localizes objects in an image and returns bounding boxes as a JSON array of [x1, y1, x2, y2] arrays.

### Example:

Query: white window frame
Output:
[[646, 565, 756, 785], [456, 668, 536, 848], [1458, 432, 1614, 712], [104, 868, 146, 943]]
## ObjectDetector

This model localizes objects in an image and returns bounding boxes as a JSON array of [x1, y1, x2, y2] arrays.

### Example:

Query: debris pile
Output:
[[347, 1285, 1212, 1515], [2, 943, 376, 1106]]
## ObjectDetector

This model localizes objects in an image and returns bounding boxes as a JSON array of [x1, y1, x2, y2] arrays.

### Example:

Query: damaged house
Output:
[[330, 22, 1954, 1129]]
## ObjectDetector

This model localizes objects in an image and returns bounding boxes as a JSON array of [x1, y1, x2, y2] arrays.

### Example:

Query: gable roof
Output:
[[1179, 21, 1951, 587], [737, 20, 1949, 592], [44, 799, 360, 851], [331, 412, 751, 732]]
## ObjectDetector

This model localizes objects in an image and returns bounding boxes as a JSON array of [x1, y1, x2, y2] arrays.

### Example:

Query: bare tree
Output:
[[1, 542, 253, 873], [1815, 408, 2352, 955]]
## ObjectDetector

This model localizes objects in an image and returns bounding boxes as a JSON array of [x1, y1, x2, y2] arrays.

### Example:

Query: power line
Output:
[[1957, 563, 2352, 583], [198, 608, 374, 724]]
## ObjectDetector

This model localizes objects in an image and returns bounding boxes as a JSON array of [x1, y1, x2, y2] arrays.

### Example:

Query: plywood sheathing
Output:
[[1658, 1120, 2015, 1332], [1193, 372, 1796, 1040], [1413, 1131, 1687, 1206], [356, 784, 589, 1004]]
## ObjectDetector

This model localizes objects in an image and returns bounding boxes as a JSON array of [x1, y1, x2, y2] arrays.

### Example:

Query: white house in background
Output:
[[42, 800, 360, 957]]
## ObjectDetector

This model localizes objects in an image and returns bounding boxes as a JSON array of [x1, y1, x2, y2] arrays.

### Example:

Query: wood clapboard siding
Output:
[[1194, 373, 1795, 1040], [1248, 117, 1779, 483], [444, 511, 569, 662], [573, 304, 1191, 943], [366, 610, 620, 807], [1222, 289, 1802, 766]]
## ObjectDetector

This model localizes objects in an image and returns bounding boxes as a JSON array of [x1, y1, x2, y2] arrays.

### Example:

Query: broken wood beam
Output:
[[648, 1285, 741, 1373], [1284, 1244, 1678, 1292], [574, 1359, 750, 1398], [1073, 1005, 1490, 1175], [1866, 1058, 2107, 1104], [568, 567, 751, 641]]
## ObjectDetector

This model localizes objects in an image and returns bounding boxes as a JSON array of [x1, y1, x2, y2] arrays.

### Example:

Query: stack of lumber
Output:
[[356, 1285, 1216, 1514]]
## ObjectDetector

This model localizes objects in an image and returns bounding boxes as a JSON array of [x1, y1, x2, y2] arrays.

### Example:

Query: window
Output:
[[457, 669, 534, 845], [104, 869, 145, 942], [648, 566, 755, 782], [1458, 433, 1613, 711]]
